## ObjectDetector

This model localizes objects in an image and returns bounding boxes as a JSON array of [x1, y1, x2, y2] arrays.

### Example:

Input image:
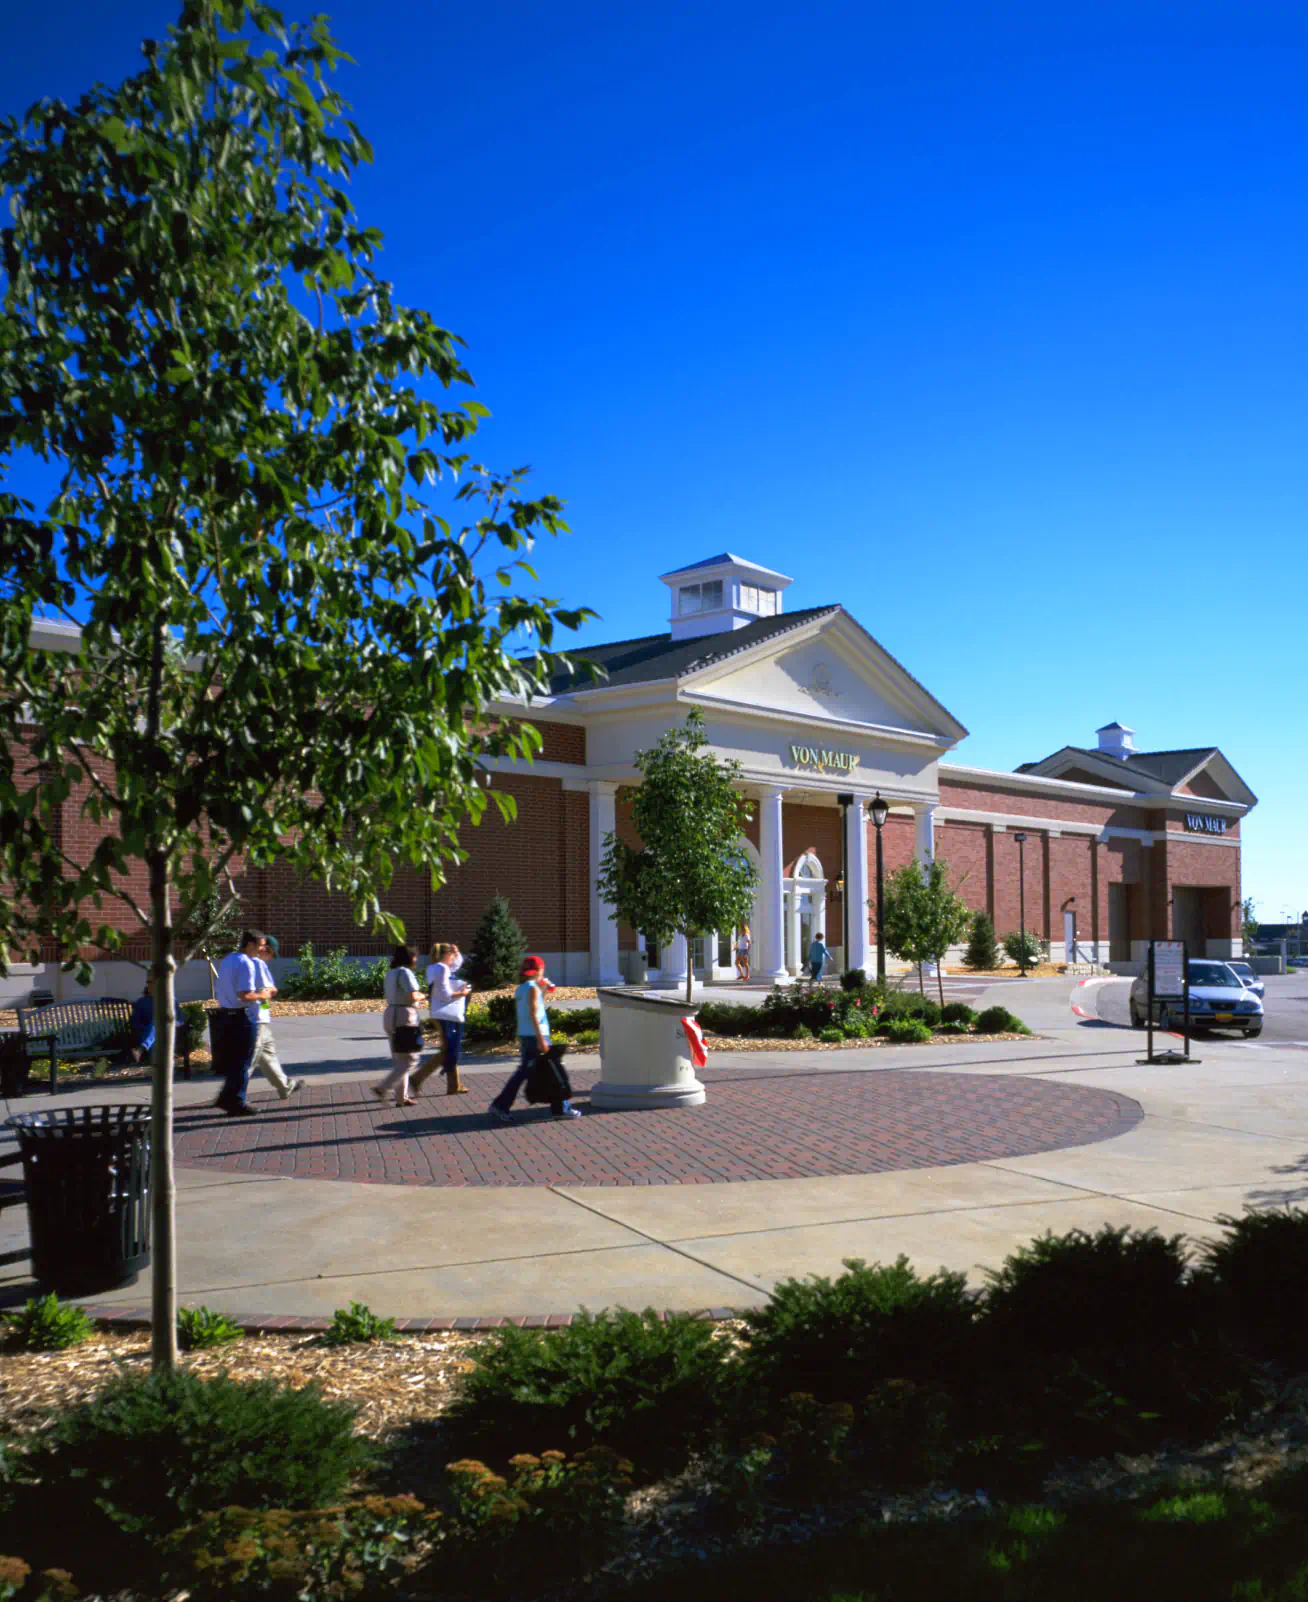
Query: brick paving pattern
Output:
[[173, 1066, 1142, 1188]]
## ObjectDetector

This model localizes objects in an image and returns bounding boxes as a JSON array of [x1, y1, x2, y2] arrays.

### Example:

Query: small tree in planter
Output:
[[182, 891, 245, 1000], [596, 712, 756, 1004], [964, 910, 999, 971], [1002, 930, 1042, 973], [466, 896, 526, 989], [881, 860, 974, 1005]]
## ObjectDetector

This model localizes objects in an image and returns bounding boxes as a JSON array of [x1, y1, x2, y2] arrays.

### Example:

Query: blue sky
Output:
[[3, 1, 1305, 916]]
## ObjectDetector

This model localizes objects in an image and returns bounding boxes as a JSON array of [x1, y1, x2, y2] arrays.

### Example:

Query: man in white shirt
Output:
[[213, 930, 275, 1116]]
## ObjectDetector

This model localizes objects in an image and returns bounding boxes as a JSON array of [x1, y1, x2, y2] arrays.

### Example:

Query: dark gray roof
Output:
[[550, 606, 840, 693], [658, 552, 748, 576], [1017, 745, 1224, 789]]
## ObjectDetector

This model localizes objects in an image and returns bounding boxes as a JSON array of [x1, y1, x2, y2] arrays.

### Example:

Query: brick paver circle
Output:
[[173, 1065, 1142, 1187]]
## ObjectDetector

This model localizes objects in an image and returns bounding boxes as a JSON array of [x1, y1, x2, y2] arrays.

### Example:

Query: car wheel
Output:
[[1129, 1001, 1144, 1028]]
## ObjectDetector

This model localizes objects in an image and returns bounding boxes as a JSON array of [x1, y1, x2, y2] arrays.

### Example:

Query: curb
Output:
[[74, 1305, 749, 1333]]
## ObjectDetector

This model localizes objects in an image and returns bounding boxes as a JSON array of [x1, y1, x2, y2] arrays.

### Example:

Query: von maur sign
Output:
[[789, 743, 861, 773], [1184, 813, 1228, 835]]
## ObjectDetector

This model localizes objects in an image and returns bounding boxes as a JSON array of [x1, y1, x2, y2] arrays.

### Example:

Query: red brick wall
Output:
[[938, 778, 1145, 830], [527, 720, 585, 765], [783, 802, 842, 940]]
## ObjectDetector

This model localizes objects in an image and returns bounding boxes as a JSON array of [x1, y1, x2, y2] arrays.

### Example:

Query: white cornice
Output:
[[940, 762, 1141, 802], [679, 690, 951, 750]]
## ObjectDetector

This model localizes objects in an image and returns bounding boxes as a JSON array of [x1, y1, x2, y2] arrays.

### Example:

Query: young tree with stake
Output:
[[880, 859, 975, 1005], [0, 1, 588, 1371], [596, 712, 757, 1005]]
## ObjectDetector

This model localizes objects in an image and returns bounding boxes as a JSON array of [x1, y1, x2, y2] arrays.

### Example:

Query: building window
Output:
[[740, 584, 777, 617], [679, 580, 723, 615]]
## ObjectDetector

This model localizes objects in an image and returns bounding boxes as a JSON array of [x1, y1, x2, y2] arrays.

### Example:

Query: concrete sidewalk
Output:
[[4, 978, 1308, 1325]]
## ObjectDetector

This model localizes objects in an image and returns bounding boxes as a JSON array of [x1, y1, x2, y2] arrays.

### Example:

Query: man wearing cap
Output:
[[249, 934, 301, 1103], [489, 955, 581, 1124]]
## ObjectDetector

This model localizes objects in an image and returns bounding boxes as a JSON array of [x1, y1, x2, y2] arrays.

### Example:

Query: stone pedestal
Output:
[[591, 988, 707, 1110]]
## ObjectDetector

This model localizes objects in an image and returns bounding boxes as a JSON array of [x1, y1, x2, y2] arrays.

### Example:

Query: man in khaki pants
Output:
[[251, 935, 301, 1101]]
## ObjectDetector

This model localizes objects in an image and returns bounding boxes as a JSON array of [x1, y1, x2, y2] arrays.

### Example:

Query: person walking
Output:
[[489, 956, 581, 1124], [807, 931, 833, 984], [249, 935, 301, 1102], [373, 945, 427, 1106], [213, 929, 274, 1116], [735, 924, 752, 982], [415, 941, 471, 1096]]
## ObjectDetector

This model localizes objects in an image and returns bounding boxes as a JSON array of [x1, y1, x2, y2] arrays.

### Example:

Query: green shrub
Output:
[[939, 1021, 969, 1035], [3, 1294, 93, 1352], [902, 999, 942, 1029], [740, 1257, 978, 1405], [1197, 1209, 1308, 1365], [548, 1004, 600, 1034], [983, 1226, 1195, 1361], [179, 1001, 207, 1040], [941, 1001, 975, 1025], [792, 1023, 814, 1040], [466, 896, 526, 989], [975, 1003, 1017, 1034], [818, 1027, 844, 1044], [0, 1561, 76, 1602], [1002, 930, 1042, 970], [570, 1029, 600, 1047], [442, 1308, 734, 1477], [965, 910, 999, 970], [27, 1369, 375, 1538], [177, 1305, 243, 1351], [884, 1017, 933, 1043], [840, 969, 868, 991], [279, 943, 387, 1001], [697, 1002, 765, 1038], [321, 1301, 397, 1346], [165, 1495, 429, 1601]]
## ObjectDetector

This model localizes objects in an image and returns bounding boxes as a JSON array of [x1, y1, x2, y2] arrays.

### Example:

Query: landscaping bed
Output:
[[6, 1213, 1308, 1599]]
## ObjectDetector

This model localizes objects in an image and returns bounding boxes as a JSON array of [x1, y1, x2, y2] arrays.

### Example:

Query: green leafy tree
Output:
[[0, 1, 588, 1370], [1240, 896, 1259, 957], [466, 895, 526, 989], [596, 711, 756, 1004], [1002, 930, 1042, 974], [964, 909, 998, 971], [880, 859, 974, 1005]]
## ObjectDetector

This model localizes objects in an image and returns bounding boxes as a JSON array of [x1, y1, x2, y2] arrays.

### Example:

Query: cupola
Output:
[[658, 553, 794, 642], [1095, 721, 1137, 760]]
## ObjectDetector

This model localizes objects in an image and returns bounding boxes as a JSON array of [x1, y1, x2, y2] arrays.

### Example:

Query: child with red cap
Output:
[[489, 956, 581, 1123]]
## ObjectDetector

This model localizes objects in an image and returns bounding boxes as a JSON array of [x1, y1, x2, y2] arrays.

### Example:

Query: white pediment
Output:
[[683, 613, 966, 744]]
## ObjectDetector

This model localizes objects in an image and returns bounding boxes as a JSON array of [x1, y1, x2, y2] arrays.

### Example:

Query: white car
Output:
[[1129, 959, 1263, 1039], [1225, 960, 1265, 1000]]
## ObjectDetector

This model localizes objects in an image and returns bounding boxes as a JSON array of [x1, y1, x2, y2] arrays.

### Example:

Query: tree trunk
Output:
[[917, 963, 925, 997], [148, 846, 179, 1373], [936, 960, 945, 1010]]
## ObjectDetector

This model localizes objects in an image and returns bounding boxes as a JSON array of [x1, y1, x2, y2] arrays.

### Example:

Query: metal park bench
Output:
[[14, 999, 193, 1096]]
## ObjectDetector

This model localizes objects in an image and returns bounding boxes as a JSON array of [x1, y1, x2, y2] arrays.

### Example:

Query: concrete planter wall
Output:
[[591, 988, 706, 1111]]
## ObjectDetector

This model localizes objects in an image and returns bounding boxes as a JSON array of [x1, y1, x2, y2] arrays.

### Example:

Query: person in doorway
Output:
[[373, 945, 427, 1106], [213, 929, 275, 1116], [415, 941, 471, 1096], [249, 935, 301, 1102], [735, 924, 752, 982], [489, 956, 581, 1124], [808, 932, 833, 984]]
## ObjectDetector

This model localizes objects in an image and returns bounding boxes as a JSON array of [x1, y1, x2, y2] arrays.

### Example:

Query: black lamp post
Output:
[[1013, 831, 1028, 977], [870, 792, 889, 983], [837, 793, 853, 975]]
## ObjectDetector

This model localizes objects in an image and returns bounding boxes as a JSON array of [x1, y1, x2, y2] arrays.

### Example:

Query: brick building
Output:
[[8, 555, 1254, 1001]]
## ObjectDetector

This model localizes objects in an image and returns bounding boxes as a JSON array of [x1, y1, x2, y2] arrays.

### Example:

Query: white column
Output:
[[665, 932, 690, 990], [914, 803, 937, 866], [758, 786, 790, 983], [845, 797, 871, 975], [588, 781, 624, 986]]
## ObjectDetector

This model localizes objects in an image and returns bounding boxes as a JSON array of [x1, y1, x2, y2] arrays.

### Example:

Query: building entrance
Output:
[[784, 851, 827, 975]]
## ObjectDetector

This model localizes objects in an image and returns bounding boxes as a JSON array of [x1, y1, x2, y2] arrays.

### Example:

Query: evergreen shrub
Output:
[[27, 1370, 375, 1538], [740, 1256, 978, 1405], [1002, 930, 1042, 970], [903, 999, 942, 1028], [884, 1017, 933, 1043], [941, 1002, 976, 1025], [819, 1027, 844, 1043], [975, 1004, 1018, 1034], [1197, 1209, 1308, 1365], [442, 1308, 733, 1477], [840, 969, 868, 991], [697, 1002, 765, 1037], [467, 896, 526, 989], [965, 911, 999, 970]]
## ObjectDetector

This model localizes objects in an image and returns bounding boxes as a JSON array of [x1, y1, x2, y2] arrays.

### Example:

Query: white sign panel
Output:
[[1154, 941, 1185, 999]]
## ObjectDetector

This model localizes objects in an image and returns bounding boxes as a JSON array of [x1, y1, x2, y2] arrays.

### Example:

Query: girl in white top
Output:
[[422, 941, 472, 1096], [735, 924, 752, 982], [373, 944, 426, 1105]]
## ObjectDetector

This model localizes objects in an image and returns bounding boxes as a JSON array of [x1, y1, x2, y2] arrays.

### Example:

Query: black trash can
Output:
[[6, 1106, 152, 1294], [0, 1032, 28, 1099]]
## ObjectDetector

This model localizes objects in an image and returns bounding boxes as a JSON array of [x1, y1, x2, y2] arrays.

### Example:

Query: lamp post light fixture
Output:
[[870, 792, 890, 983], [1013, 831, 1029, 977]]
